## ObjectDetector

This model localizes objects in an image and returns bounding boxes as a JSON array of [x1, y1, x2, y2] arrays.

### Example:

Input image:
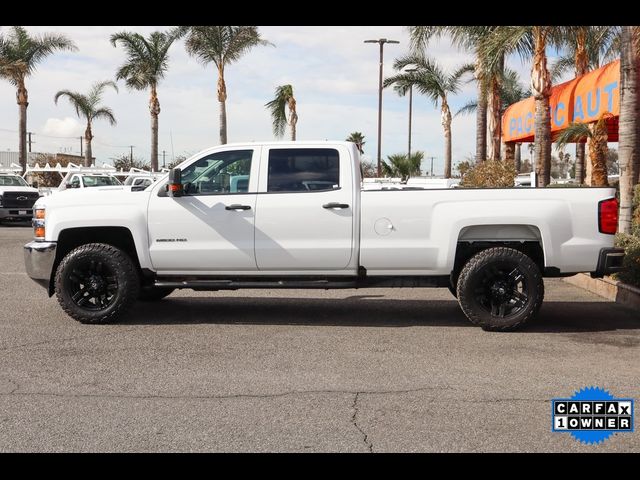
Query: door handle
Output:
[[225, 204, 252, 211], [323, 202, 349, 209]]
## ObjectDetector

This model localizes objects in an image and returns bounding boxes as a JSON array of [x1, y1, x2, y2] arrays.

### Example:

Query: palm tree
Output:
[[54, 81, 118, 167], [384, 54, 463, 178], [0, 26, 76, 173], [409, 26, 502, 162], [618, 26, 640, 233], [552, 27, 618, 184], [265, 84, 297, 140], [346, 132, 365, 154], [111, 29, 179, 172], [481, 26, 565, 187], [457, 68, 530, 170], [555, 114, 611, 187], [180, 26, 271, 145], [381, 152, 423, 182]]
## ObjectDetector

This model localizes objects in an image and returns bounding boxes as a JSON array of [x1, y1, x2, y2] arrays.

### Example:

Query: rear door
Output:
[[254, 146, 354, 271]]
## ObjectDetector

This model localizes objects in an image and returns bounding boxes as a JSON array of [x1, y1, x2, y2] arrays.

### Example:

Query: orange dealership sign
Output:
[[502, 60, 620, 143]]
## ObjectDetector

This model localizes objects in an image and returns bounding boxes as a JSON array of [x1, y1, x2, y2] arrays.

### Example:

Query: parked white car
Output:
[[24, 141, 625, 331]]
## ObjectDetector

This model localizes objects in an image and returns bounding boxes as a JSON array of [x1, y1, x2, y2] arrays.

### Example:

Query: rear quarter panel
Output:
[[359, 187, 616, 275]]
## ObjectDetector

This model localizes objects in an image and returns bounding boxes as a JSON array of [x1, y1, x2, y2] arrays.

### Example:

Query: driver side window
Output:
[[181, 150, 253, 195]]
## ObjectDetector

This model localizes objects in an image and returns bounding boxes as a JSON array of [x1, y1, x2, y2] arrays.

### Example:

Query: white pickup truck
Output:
[[0, 173, 41, 222], [24, 142, 625, 331]]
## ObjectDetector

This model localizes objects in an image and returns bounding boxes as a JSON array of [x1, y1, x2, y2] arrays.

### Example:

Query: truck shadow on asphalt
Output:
[[124, 295, 639, 333]]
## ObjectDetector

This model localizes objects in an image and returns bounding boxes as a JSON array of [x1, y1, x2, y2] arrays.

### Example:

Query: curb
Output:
[[563, 273, 640, 310]]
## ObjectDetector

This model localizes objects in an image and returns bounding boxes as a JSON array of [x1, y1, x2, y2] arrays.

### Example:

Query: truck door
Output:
[[147, 147, 259, 273], [254, 146, 354, 271]]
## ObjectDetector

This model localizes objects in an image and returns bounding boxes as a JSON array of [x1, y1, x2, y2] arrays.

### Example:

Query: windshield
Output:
[[0, 175, 29, 187], [82, 175, 122, 187]]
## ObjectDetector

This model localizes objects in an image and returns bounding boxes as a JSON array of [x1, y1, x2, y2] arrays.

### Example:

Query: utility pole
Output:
[[162, 150, 166, 169], [80, 137, 83, 157], [129, 145, 134, 163], [364, 38, 399, 177], [27, 132, 33, 153], [429, 157, 435, 177]]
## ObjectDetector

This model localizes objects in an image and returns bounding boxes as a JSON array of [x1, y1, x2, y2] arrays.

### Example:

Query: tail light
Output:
[[598, 198, 618, 235]]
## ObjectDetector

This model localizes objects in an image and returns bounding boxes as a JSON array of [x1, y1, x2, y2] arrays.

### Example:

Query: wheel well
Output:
[[451, 241, 544, 288], [49, 226, 140, 295]]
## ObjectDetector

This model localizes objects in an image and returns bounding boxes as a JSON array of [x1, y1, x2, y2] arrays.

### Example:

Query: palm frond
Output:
[[92, 107, 117, 126], [454, 100, 478, 118], [183, 26, 272, 69], [554, 122, 591, 150], [111, 29, 177, 91], [265, 84, 294, 138]]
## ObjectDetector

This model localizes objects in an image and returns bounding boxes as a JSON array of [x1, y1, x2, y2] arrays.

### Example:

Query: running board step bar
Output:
[[154, 278, 359, 290]]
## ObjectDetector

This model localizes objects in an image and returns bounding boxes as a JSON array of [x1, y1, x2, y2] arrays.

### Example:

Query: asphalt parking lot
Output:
[[0, 223, 638, 452]]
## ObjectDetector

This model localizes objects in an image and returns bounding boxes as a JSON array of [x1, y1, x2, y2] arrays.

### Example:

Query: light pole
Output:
[[404, 67, 417, 157], [364, 38, 399, 177]]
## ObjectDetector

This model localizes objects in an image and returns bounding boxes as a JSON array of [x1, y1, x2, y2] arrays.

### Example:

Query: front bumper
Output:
[[0, 207, 33, 220], [24, 241, 57, 289], [591, 247, 626, 278]]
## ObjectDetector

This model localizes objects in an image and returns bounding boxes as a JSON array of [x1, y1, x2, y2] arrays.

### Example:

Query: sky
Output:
[[0, 26, 547, 176]]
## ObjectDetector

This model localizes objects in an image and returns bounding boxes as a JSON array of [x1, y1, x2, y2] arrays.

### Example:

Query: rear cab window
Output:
[[266, 148, 340, 193]]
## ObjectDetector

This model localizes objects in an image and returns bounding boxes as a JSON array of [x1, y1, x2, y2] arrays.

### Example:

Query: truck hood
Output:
[[0, 186, 39, 194], [35, 185, 150, 209]]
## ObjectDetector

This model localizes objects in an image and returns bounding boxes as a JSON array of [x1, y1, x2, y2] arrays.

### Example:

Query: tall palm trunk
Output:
[[441, 98, 452, 178], [474, 60, 487, 163], [531, 27, 552, 187], [288, 97, 297, 141], [150, 84, 160, 171], [618, 26, 639, 233], [515, 143, 522, 172], [217, 66, 228, 144], [504, 142, 515, 164], [487, 55, 504, 161], [16, 79, 28, 173], [84, 122, 93, 167], [589, 122, 609, 187], [574, 28, 588, 184], [575, 143, 586, 184]]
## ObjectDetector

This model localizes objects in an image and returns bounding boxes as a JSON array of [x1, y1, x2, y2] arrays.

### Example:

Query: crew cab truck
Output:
[[24, 142, 625, 331], [0, 173, 40, 222]]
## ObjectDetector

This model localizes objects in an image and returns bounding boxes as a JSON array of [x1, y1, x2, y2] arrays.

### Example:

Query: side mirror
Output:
[[167, 168, 183, 197], [31, 181, 39, 189]]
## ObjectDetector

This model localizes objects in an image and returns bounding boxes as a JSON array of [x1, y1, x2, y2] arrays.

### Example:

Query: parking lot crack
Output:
[[351, 392, 373, 453], [0, 327, 138, 353]]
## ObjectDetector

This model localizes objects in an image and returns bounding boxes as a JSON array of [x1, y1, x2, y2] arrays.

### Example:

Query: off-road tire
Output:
[[456, 247, 544, 331], [55, 243, 140, 324]]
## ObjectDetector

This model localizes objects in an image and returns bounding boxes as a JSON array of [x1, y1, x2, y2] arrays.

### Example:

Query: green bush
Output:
[[614, 232, 640, 288], [633, 184, 640, 237]]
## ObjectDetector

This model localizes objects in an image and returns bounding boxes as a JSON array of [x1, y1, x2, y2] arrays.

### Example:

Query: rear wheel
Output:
[[55, 243, 140, 324], [456, 247, 544, 331]]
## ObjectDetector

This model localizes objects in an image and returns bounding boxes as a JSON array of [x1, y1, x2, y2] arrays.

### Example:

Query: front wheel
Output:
[[456, 247, 544, 331], [54, 243, 140, 324]]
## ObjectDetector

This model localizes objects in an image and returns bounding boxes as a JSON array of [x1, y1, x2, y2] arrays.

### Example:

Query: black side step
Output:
[[154, 278, 359, 290]]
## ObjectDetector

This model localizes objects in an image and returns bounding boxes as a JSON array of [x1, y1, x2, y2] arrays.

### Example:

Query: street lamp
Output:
[[364, 38, 399, 177], [404, 66, 418, 157]]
